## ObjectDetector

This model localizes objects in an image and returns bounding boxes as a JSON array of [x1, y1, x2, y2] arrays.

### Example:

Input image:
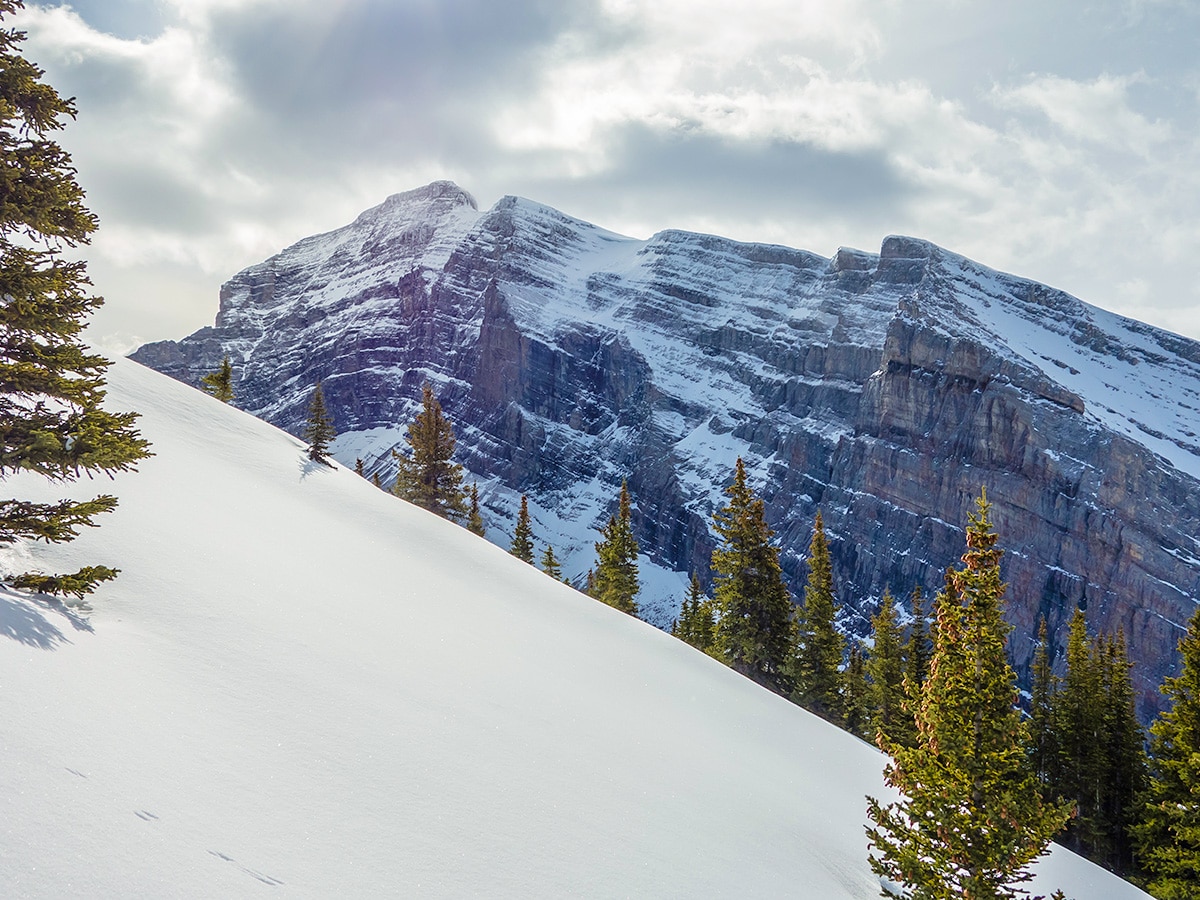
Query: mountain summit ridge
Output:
[[131, 181, 1200, 717]]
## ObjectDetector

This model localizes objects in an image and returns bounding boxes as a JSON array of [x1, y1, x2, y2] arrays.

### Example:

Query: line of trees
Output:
[[674, 460, 1197, 897], [203, 370, 1200, 898]]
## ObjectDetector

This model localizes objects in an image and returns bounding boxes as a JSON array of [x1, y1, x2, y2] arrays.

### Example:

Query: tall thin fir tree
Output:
[[1134, 606, 1200, 898], [466, 483, 486, 537], [0, 1, 151, 600], [790, 511, 845, 722], [710, 458, 792, 692], [1051, 608, 1104, 858], [540, 544, 564, 581], [866, 588, 914, 748], [905, 585, 933, 692], [1028, 617, 1058, 790], [302, 382, 336, 466], [590, 481, 640, 615], [510, 495, 535, 564], [842, 642, 871, 739], [392, 382, 467, 522], [866, 490, 1072, 900], [200, 354, 234, 403], [1095, 630, 1146, 878], [673, 572, 715, 652]]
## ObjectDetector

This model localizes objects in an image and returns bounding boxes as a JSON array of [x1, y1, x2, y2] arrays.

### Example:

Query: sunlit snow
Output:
[[0, 360, 1147, 898]]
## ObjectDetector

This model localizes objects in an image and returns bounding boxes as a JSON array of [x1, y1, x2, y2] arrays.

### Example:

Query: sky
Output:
[[12, 0, 1200, 353]]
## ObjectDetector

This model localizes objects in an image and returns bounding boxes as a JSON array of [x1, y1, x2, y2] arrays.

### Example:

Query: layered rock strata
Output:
[[133, 181, 1200, 719]]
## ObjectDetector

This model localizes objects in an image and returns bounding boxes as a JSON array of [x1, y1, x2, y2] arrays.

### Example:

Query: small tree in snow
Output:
[[302, 382, 336, 466]]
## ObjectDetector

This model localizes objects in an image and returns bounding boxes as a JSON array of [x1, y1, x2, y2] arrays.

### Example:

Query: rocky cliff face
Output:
[[132, 181, 1200, 719]]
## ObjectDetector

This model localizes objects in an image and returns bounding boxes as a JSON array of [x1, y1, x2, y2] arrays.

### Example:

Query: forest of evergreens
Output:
[[299, 378, 1198, 898]]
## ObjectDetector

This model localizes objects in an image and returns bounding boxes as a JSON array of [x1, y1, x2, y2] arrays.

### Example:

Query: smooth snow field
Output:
[[0, 359, 1148, 898]]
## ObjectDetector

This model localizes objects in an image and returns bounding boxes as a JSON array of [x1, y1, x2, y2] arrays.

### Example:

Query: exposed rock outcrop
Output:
[[132, 182, 1200, 719]]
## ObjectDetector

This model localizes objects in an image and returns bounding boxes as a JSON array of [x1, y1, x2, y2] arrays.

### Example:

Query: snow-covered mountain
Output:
[[0, 359, 1147, 897], [131, 181, 1200, 718]]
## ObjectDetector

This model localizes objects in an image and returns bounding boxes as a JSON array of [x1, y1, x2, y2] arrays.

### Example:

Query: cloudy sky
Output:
[[14, 0, 1200, 351]]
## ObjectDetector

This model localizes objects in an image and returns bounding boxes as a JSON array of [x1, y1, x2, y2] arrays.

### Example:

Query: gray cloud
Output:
[[507, 123, 915, 242], [14, 1, 1200, 345], [202, 0, 598, 168], [88, 164, 218, 234]]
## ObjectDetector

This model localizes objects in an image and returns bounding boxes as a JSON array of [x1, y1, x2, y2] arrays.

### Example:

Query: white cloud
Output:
[[993, 74, 1171, 158], [9, 1, 1200, 345]]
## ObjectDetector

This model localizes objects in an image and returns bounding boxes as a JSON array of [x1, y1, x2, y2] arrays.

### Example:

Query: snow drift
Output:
[[0, 359, 1146, 897]]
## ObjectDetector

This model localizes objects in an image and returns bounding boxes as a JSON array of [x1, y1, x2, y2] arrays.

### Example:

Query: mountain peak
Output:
[[388, 179, 477, 209], [130, 184, 1200, 724], [350, 180, 478, 229]]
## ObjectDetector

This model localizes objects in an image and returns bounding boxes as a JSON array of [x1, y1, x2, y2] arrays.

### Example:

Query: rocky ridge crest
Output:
[[132, 182, 1200, 718]]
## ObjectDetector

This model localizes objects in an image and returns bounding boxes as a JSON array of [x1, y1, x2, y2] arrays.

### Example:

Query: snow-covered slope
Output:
[[0, 360, 1145, 898], [130, 184, 1200, 720]]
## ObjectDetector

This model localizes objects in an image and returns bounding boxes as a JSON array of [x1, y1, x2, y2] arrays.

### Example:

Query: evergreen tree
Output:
[[673, 572, 715, 652], [842, 642, 870, 739], [1031, 616, 1145, 878], [354, 458, 364, 476], [590, 481, 640, 615], [541, 544, 563, 580], [791, 511, 845, 721], [200, 354, 234, 403], [0, 2, 151, 599], [905, 585, 933, 692], [710, 458, 792, 692], [867, 588, 914, 747], [1052, 608, 1105, 858], [302, 382, 336, 466], [1134, 607, 1200, 898], [466, 483, 486, 537], [392, 382, 467, 521], [1096, 630, 1146, 877], [1028, 617, 1058, 789], [510, 495, 535, 564], [866, 491, 1072, 899], [371, 471, 382, 489]]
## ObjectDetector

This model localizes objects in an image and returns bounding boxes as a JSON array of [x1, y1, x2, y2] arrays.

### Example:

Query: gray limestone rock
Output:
[[132, 181, 1200, 720]]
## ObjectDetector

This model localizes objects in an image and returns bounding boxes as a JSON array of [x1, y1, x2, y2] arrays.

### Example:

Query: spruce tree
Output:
[[867, 588, 914, 747], [510, 495, 535, 564], [842, 642, 870, 739], [1096, 630, 1146, 877], [540, 544, 563, 580], [673, 572, 715, 652], [905, 585, 933, 692], [466, 483, 486, 537], [392, 382, 467, 521], [866, 491, 1072, 899], [0, 2, 150, 599], [1035, 614, 1146, 875], [200, 354, 234, 403], [1028, 617, 1058, 790], [354, 458, 364, 476], [710, 458, 792, 692], [590, 481, 640, 615], [1052, 608, 1105, 858], [1134, 607, 1200, 898], [791, 511, 845, 721], [302, 382, 336, 466]]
